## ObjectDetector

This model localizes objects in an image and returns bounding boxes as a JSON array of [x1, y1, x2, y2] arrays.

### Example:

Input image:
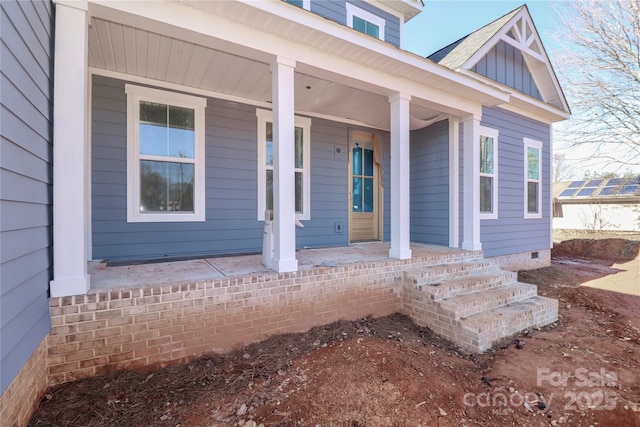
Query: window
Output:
[[479, 126, 498, 219], [256, 109, 311, 221], [524, 138, 543, 218], [284, 0, 310, 10], [125, 85, 206, 222], [346, 3, 385, 40]]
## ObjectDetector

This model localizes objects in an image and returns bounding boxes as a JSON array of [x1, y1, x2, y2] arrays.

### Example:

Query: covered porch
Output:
[[50, 0, 510, 298], [89, 242, 478, 291]]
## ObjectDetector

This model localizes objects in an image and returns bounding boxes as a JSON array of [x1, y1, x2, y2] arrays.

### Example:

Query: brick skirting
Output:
[[0, 338, 48, 427]]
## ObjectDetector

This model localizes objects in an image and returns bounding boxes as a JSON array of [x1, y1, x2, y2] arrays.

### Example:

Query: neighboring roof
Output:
[[428, 5, 569, 114], [428, 7, 522, 70], [554, 177, 640, 203]]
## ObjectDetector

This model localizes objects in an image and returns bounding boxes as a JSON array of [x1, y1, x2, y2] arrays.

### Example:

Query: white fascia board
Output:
[[88, 0, 508, 113], [458, 70, 570, 123]]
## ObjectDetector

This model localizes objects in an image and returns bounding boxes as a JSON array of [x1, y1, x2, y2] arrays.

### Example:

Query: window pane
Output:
[[366, 22, 379, 38], [528, 181, 539, 213], [168, 106, 195, 158], [527, 147, 539, 180], [352, 147, 362, 176], [285, 0, 303, 8], [140, 102, 168, 157], [352, 177, 363, 212], [266, 170, 273, 211], [353, 16, 367, 33], [364, 177, 374, 212], [266, 122, 273, 167], [480, 176, 493, 213], [295, 172, 303, 213], [295, 127, 303, 169], [139, 102, 195, 158], [140, 160, 194, 212], [480, 136, 494, 174], [364, 148, 374, 177]]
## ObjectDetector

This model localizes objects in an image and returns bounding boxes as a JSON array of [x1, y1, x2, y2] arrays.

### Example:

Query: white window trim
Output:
[[125, 84, 206, 223], [479, 126, 499, 220], [524, 137, 543, 219], [345, 2, 385, 41], [256, 108, 311, 221]]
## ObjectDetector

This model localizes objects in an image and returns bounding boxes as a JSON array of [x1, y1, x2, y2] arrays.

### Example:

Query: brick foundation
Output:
[[0, 338, 48, 427], [490, 249, 551, 272], [47, 262, 414, 386]]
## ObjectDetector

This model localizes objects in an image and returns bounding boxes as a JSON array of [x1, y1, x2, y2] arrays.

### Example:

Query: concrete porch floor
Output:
[[89, 242, 469, 291]]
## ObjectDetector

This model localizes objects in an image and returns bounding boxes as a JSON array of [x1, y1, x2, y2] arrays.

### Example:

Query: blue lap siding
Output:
[[91, 75, 390, 261], [0, 0, 53, 393], [410, 120, 450, 246], [479, 106, 551, 257]]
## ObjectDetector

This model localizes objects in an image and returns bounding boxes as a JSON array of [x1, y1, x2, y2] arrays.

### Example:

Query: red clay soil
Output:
[[29, 240, 640, 427]]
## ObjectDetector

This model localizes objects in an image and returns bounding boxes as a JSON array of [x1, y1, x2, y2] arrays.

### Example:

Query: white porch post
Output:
[[49, 1, 90, 297], [461, 115, 482, 251], [388, 92, 412, 259], [448, 117, 460, 248], [270, 56, 298, 272]]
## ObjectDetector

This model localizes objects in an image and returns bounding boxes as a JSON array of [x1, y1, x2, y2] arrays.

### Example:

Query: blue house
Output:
[[0, 1, 569, 424]]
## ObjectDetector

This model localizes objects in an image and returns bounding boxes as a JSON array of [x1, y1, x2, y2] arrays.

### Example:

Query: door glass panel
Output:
[[352, 147, 362, 176], [364, 177, 374, 212], [364, 148, 374, 177], [295, 172, 303, 213], [352, 177, 363, 212]]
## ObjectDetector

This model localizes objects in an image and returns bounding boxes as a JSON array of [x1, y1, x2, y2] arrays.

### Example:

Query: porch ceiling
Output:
[[88, 18, 443, 129]]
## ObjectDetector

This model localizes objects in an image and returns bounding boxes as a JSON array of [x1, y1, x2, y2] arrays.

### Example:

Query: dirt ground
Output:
[[29, 239, 640, 427]]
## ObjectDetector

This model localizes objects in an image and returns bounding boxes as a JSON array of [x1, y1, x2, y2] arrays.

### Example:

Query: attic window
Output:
[[346, 3, 385, 41]]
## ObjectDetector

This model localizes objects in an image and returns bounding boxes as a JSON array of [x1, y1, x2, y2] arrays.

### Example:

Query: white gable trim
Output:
[[460, 7, 569, 113]]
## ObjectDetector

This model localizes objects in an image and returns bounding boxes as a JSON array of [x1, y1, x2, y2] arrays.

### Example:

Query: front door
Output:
[[349, 130, 381, 242]]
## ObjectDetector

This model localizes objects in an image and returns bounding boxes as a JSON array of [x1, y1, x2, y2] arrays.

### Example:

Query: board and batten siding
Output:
[[472, 41, 542, 101], [0, 0, 53, 393], [92, 75, 387, 261], [410, 120, 449, 246], [478, 106, 551, 257], [310, 0, 401, 47]]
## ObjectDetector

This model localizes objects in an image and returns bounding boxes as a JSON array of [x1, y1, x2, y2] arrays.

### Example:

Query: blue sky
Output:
[[404, 1, 566, 59]]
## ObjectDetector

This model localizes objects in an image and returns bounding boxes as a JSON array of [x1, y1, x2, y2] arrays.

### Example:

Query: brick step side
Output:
[[405, 260, 499, 285], [412, 270, 518, 302], [439, 282, 538, 320], [459, 296, 559, 352]]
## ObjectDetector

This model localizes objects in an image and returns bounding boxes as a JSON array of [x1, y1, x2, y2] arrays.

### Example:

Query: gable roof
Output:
[[429, 5, 569, 113]]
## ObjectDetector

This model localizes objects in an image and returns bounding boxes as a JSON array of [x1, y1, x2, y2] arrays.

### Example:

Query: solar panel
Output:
[[618, 184, 639, 195], [559, 188, 578, 197], [576, 187, 597, 197], [630, 176, 640, 185], [606, 178, 625, 186], [598, 186, 618, 196], [585, 179, 602, 187], [568, 180, 585, 188]]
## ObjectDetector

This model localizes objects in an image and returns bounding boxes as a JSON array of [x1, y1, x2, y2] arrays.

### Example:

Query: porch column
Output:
[[270, 56, 298, 272], [50, 1, 90, 297], [388, 92, 412, 259], [461, 115, 482, 251]]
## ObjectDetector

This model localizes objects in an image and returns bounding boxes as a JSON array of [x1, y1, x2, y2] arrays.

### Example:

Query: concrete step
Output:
[[459, 295, 559, 352], [415, 270, 518, 302], [405, 260, 499, 286], [439, 282, 538, 320]]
